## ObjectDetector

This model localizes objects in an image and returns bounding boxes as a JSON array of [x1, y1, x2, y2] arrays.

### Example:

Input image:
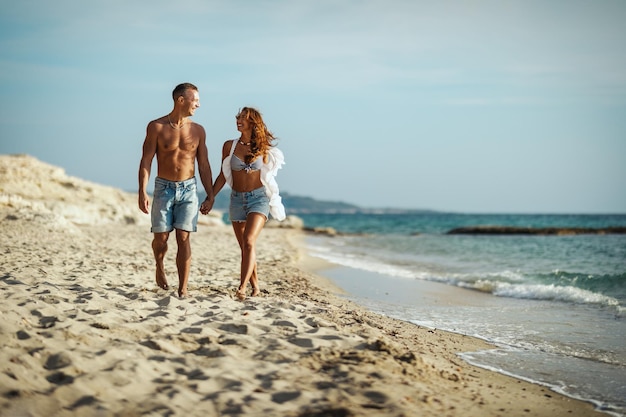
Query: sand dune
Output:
[[0, 154, 604, 417]]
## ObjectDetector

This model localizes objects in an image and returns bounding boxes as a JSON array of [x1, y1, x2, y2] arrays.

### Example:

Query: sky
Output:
[[1, 0, 625, 213]]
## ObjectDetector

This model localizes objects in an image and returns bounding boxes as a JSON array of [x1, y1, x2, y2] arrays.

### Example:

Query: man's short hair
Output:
[[172, 83, 198, 101]]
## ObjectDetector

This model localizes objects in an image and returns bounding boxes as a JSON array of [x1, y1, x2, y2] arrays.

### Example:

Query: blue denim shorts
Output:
[[151, 177, 199, 233], [229, 187, 270, 222]]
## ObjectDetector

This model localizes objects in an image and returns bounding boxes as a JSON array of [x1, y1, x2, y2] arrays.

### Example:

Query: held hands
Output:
[[200, 195, 215, 215]]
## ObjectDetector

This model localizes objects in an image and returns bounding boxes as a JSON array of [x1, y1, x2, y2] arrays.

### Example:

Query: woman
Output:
[[212, 107, 285, 300]]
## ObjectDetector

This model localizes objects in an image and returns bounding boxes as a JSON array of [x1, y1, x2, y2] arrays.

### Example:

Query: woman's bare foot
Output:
[[178, 289, 188, 298], [251, 287, 260, 297], [235, 288, 246, 301]]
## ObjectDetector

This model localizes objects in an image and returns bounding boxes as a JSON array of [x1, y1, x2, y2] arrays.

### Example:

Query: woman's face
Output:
[[236, 111, 252, 133]]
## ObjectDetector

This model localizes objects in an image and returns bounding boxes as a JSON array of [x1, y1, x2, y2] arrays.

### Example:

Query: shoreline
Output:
[[285, 229, 347, 295], [286, 229, 611, 417], [291, 231, 621, 417], [296, 229, 626, 417]]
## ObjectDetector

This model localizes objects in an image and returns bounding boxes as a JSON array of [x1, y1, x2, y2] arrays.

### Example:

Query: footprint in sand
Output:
[[271, 391, 301, 404], [46, 371, 74, 385]]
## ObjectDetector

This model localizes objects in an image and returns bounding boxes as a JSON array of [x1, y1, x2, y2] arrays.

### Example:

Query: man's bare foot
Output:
[[155, 270, 169, 290], [235, 289, 246, 301], [251, 287, 260, 297], [178, 289, 189, 298]]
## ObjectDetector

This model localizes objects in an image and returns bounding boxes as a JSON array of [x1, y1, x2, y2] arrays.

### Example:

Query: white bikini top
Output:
[[231, 153, 263, 173]]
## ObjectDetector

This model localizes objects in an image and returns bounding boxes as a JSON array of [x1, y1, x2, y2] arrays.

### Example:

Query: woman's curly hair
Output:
[[237, 107, 276, 164]]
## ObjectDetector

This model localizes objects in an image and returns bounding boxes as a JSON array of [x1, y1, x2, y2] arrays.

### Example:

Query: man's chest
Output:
[[158, 131, 198, 152]]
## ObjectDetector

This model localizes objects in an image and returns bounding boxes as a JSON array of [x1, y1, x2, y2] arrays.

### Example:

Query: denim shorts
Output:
[[229, 187, 270, 222], [151, 177, 199, 233]]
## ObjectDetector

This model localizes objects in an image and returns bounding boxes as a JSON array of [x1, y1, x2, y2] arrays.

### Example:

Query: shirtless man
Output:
[[138, 83, 214, 297]]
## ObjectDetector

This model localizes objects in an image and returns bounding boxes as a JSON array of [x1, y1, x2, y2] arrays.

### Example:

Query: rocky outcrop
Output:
[[266, 215, 305, 229], [0, 154, 225, 229], [303, 226, 339, 236], [446, 225, 626, 235]]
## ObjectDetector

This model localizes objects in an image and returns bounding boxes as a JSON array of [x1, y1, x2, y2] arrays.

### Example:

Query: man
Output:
[[138, 83, 214, 297]]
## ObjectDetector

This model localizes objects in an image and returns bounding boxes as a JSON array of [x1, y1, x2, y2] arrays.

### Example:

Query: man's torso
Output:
[[155, 117, 200, 181]]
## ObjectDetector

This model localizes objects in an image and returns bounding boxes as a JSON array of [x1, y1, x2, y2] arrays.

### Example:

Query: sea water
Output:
[[298, 212, 626, 417]]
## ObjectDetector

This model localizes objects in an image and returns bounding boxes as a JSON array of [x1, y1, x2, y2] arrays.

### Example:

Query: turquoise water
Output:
[[298, 212, 626, 416]]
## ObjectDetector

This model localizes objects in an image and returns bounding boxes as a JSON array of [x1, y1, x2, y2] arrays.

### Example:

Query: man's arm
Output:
[[138, 122, 157, 214], [197, 126, 214, 215]]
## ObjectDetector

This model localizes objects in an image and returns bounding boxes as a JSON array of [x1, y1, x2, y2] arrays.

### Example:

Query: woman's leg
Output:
[[231, 222, 248, 298], [231, 213, 266, 299]]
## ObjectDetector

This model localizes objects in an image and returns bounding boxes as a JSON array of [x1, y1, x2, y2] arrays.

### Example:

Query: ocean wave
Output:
[[431, 271, 622, 310], [308, 244, 623, 311], [307, 244, 418, 280], [542, 270, 626, 299], [442, 270, 623, 309], [462, 281, 620, 307]]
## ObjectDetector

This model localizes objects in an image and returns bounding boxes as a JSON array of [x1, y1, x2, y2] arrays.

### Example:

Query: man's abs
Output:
[[156, 149, 196, 182]]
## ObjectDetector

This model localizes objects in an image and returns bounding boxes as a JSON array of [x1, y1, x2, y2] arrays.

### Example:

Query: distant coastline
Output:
[[447, 225, 626, 235]]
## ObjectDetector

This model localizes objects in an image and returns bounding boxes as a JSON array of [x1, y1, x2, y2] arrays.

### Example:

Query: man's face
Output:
[[180, 90, 200, 116]]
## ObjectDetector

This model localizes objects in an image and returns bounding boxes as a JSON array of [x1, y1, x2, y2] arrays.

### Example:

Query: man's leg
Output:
[[175, 229, 191, 297], [152, 232, 170, 290]]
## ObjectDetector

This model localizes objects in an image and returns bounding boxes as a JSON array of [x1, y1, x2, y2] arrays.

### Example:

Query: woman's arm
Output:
[[211, 140, 231, 197]]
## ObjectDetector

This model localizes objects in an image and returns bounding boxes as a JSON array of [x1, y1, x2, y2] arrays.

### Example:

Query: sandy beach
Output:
[[0, 155, 606, 417]]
